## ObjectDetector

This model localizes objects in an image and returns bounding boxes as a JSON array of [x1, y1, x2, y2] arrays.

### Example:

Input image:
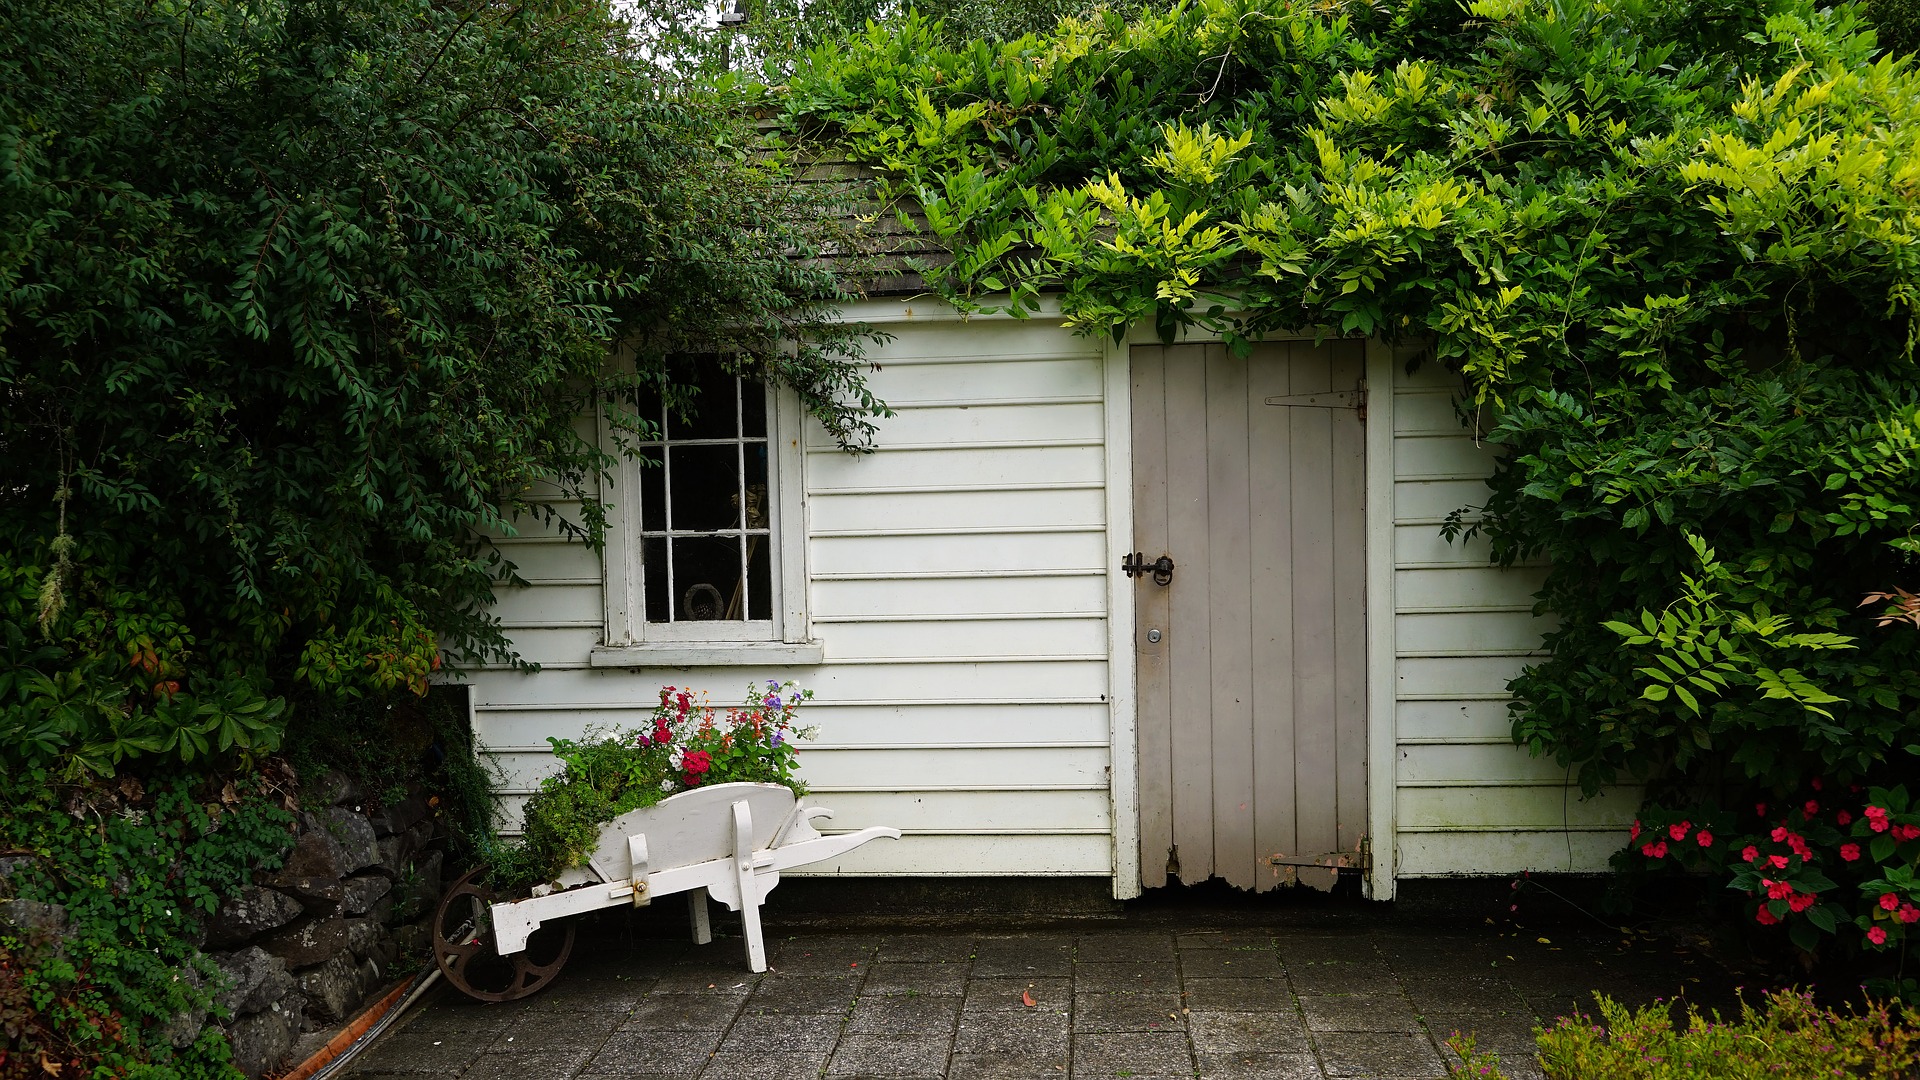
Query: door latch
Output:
[[1122, 552, 1175, 586]]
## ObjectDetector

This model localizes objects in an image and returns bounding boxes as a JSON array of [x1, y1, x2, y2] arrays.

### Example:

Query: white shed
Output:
[[466, 297, 1636, 900]]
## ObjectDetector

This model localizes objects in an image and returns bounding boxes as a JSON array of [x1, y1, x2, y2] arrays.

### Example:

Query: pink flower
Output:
[[1741, 845, 1760, 863], [1866, 806, 1891, 833], [1900, 905, 1920, 925], [1766, 880, 1794, 901], [1630, 820, 1641, 840], [1787, 893, 1816, 913], [1641, 841, 1668, 858], [1896, 824, 1920, 842], [1836, 810, 1852, 826], [1771, 826, 1790, 843], [1669, 822, 1691, 841], [1803, 800, 1819, 816], [1868, 926, 1888, 945], [1696, 830, 1714, 848], [1880, 892, 1900, 912], [1755, 906, 1779, 926], [1769, 854, 1789, 869], [1840, 843, 1862, 862]]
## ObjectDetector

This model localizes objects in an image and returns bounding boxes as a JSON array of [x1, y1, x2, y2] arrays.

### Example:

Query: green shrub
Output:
[[498, 682, 812, 892], [0, 770, 294, 1079], [1866, 0, 1920, 56], [1446, 989, 1920, 1079]]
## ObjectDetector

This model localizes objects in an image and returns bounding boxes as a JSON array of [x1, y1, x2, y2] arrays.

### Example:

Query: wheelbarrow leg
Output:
[[732, 800, 768, 973], [688, 887, 713, 945]]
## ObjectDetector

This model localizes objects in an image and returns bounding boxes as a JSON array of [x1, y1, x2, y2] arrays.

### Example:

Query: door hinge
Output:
[[1268, 835, 1370, 872], [1263, 388, 1366, 421]]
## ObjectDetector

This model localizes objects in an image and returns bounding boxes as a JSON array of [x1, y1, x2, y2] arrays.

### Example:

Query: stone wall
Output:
[[208, 774, 446, 1078]]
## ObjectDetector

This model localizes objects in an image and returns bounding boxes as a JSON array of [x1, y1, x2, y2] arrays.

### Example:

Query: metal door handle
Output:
[[1122, 552, 1175, 586]]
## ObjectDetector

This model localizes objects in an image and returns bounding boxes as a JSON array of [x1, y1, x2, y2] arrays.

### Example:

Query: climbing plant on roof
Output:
[[782, 0, 1920, 982]]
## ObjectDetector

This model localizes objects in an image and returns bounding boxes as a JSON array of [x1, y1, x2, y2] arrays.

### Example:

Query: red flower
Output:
[[1741, 845, 1760, 863], [1771, 826, 1790, 843], [1668, 821, 1690, 841], [1696, 830, 1713, 848], [1769, 854, 1789, 869], [1766, 880, 1794, 901], [1896, 824, 1920, 843], [1756, 906, 1779, 926], [1866, 806, 1891, 832], [1836, 810, 1852, 826], [1868, 926, 1888, 945], [1630, 820, 1641, 840], [1803, 800, 1819, 816], [1640, 841, 1668, 858], [1756, 802, 1768, 816], [1840, 843, 1862, 862], [1811, 778, 1824, 791], [1880, 892, 1900, 912], [1901, 905, 1920, 925], [1787, 893, 1816, 913]]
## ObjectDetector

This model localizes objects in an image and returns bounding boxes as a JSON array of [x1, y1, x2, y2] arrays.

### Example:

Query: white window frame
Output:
[[590, 370, 820, 668]]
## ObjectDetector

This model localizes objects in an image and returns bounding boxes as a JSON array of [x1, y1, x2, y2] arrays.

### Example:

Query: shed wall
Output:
[[1389, 355, 1634, 875], [466, 317, 1115, 876]]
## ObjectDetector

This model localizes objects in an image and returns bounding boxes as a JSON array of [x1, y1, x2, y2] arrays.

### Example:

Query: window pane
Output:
[[746, 533, 771, 621], [742, 380, 767, 438], [667, 444, 742, 532], [669, 366, 738, 441], [671, 535, 743, 621], [638, 452, 665, 533], [641, 536, 670, 625]]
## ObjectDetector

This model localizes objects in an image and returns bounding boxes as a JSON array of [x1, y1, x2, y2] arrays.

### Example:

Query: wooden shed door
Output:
[[1131, 341, 1368, 891]]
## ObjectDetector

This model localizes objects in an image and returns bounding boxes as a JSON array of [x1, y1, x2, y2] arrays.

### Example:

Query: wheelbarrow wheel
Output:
[[432, 866, 574, 1002]]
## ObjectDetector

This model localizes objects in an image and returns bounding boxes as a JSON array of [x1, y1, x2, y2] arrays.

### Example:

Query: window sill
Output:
[[588, 641, 826, 668]]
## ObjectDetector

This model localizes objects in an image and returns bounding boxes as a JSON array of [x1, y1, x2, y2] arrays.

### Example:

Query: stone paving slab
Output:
[[347, 913, 1734, 1080]]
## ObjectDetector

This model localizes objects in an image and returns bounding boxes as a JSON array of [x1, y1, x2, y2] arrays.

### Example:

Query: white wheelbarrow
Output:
[[432, 782, 899, 1000]]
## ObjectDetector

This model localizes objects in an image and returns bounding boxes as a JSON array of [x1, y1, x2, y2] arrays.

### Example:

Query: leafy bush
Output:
[[1445, 989, 1920, 1079], [1, 0, 883, 784], [780, 0, 1920, 982], [499, 682, 813, 891], [0, 770, 294, 1079]]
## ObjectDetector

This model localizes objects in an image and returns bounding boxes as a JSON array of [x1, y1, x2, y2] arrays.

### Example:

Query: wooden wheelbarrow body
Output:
[[488, 782, 899, 972]]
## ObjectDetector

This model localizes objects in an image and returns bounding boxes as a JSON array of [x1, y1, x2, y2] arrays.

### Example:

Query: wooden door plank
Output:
[[1246, 343, 1298, 891], [1130, 346, 1174, 889], [1330, 342, 1370, 851], [1204, 345, 1257, 890], [1163, 343, 1215, 884], [1288, 341, 1340, 888]]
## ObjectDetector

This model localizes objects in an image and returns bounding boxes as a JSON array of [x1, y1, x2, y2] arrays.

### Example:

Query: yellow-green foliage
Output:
[[1449, 989, 1920, 1079]]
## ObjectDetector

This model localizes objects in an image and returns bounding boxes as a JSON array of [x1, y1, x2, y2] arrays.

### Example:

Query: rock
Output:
[[362, 933, 397, 974], [261, 917, 348, 970], [340, 874, 391, 917], [211, 946, 295, 1018], [0, 855, 36, 898], [343, 917, 382, 957], [396, 851, 443, 920], [317, 808, 379, 875], [206, 886, 303, 949], [225, 995, 302, 1079], [367, 796, 431, 838], [296, 953, 366, 1024], [391, 922, 430, 960], [369, 893, 396, 927], [276, 817, 350, 881], [305, 770, 359, 808], [0, 899, 66, 938], [162, 968, 206, 1049], [373, 817, 435, 879]]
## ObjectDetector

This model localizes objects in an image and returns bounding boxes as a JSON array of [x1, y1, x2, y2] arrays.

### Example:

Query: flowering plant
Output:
[[497, 681, 813, 890], [1628, 782, 1920, 967]]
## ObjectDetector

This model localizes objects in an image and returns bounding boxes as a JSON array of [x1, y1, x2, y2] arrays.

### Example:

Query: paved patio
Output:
[[344, 898, 1738, 1080]]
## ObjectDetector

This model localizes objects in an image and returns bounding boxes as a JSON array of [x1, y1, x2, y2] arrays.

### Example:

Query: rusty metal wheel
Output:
[[432, 866, 574, 1002]]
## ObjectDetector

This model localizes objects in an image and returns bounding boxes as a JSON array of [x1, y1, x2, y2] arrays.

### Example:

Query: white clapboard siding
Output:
[[465, 317, 1114, 875], [1391, 357, 1632, 874]]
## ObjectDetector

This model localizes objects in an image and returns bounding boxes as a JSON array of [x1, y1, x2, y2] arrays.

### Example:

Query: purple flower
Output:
[[771, 731, 784, 746], [765, 694, 782, 708]]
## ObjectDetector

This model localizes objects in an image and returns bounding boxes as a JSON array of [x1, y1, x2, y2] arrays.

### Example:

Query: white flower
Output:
[[660, 778, 677, 792], [668, 747, 685, 769]]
